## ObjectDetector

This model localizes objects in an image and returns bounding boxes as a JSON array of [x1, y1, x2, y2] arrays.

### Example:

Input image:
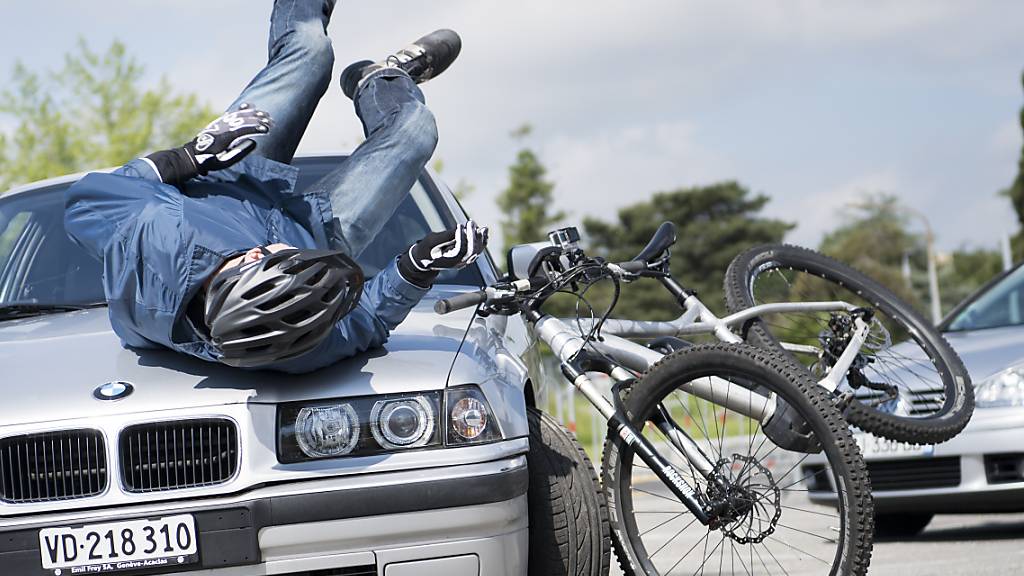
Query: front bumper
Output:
[[0, 456, 528, 576], [808, 407, 1024, 514]]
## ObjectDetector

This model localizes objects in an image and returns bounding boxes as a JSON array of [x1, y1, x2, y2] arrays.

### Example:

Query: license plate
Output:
[[855, 433, 933, 460], [39, 514, 198, 574]]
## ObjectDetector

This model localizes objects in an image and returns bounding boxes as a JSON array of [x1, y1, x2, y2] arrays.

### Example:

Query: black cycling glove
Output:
[[145, 103, 272, 186], [399, 220, 489, 288]]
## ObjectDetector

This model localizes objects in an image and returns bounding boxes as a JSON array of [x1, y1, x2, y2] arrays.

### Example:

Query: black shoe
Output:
[[388, 29, 462, 83], [340, 29, 462, 99]]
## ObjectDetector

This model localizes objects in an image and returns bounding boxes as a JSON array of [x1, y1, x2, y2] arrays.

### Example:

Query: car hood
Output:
[[0, 288, 479, 428], [944, 325, 1024, 382]]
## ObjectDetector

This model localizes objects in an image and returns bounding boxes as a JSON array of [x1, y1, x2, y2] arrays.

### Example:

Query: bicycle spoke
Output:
[[690, 535, 725, 576], [765, 535, 833, 566], [640, 511, 689, 537]]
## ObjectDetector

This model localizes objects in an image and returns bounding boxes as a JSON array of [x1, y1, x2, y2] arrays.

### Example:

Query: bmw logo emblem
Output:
[[93, 381, 134, 401]]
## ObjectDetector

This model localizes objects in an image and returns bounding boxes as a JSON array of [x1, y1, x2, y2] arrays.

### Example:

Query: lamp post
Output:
[[904, 207, 942, 325]]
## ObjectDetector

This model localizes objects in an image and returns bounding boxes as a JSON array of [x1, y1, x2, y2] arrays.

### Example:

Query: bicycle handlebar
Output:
[[615, 260, 648, 274], [434, 290, 487, 314]]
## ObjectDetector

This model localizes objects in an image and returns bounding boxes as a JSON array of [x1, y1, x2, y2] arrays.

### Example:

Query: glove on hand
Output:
[[145, 103, 271, 186], [399, 220, 489, 288], [186, 103, 271, 174]]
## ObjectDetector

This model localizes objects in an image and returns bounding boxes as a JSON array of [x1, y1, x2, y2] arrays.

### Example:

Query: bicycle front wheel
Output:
[[724, 244, 973, 444], [602, 344, 873, 576]]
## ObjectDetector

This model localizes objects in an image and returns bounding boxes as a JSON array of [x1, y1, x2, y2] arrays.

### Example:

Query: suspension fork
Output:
[[560, 351, 714, 524]]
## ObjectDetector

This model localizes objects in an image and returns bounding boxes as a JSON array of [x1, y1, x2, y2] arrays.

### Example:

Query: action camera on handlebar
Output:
[[505, 226, 584, 283]]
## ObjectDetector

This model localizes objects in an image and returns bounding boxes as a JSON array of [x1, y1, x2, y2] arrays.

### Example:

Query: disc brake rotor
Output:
[[708, 454, 781, 544]]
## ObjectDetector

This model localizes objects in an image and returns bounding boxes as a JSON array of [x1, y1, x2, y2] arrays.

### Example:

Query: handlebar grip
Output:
[[617, 260, 648, 274], [434, 290, 487, 315]]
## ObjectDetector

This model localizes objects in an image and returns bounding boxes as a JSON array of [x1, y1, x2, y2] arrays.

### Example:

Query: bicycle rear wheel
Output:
[[724, 244, 973, 445], [602, 344, 873, 576]]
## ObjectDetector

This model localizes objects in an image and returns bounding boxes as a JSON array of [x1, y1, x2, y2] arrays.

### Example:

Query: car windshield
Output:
[[0, 159, 481, 312], [946, 264, 1024, 332]]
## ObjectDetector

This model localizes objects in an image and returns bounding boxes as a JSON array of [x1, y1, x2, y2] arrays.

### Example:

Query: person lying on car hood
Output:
[[64, 0, 485, 373]]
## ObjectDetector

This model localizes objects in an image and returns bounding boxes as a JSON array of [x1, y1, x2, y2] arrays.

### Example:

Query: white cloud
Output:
[[541, 120, 732, 221], [769, 170, 905, 246]]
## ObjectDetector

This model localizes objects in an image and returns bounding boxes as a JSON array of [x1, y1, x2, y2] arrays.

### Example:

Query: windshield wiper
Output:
[[0, 301, 107, 320]]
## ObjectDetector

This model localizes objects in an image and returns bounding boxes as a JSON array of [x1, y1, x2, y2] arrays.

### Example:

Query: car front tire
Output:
[[526, 407, 610, 576]]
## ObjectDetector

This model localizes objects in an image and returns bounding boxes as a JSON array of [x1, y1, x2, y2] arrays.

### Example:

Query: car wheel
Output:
[[526, 407, 610, 576], [874, 512, 934, 538]]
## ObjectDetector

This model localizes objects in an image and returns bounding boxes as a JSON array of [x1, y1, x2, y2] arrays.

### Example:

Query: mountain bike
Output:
[[436, 223, 880, 575]]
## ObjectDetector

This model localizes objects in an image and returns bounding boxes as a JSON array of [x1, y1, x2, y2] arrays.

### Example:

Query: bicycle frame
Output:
[[526, 276, 871, 525], [578, 280, 872, 393]]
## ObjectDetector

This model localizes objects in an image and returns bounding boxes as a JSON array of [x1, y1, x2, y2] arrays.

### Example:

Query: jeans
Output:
[[225, 0, 438, 257]]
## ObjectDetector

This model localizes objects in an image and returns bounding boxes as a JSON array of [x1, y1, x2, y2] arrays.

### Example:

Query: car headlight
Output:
[[445, 385, 502, 445], [976, 364, 1024, 408], [278, 392, 441, 463], [371, 397, 434, 449], [278, 386, 505, 462], [295, 404, 360, 457]]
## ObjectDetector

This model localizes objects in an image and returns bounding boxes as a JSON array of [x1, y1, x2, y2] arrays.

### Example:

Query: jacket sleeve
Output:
[[63, 159, 173, 259], [267, 259, 430, 374]]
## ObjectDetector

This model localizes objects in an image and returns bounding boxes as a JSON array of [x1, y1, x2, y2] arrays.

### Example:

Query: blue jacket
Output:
[[64, 155, 428, 374]]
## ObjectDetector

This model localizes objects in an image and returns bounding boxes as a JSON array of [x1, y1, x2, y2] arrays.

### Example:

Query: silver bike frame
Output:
[[543, 291, 871, 476], [578, 293, 872, 393], [535, 313, 779, 479]]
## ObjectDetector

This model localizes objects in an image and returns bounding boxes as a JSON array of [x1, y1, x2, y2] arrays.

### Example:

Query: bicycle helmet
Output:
[[204, 248, 364, 368]]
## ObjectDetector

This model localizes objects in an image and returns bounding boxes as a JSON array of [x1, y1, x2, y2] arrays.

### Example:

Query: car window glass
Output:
[[947, 265, 1024, 331], [0, 188, 105, 305]]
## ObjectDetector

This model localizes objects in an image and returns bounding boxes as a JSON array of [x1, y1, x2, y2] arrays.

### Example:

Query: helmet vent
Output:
[[256, 294, 293, 311], [282, 309, 313, 326], [241, 325, 271, 337], [242, 282, 276, 301], [322, 283, 343, 303], [307, 266, 329, 286]]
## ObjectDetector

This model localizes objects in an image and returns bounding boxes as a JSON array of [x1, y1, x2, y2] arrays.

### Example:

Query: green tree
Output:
[[819, 194, 1006, 316], [581, 181, 794, 320], [940, 247, 1003, 313], [496, 124, 565, 250], [0, 39, 214, 191], [1004, 70, 1024, 261], [818, 194, 926, 309]]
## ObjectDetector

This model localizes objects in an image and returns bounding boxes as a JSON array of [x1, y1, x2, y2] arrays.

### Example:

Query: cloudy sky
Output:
[[3, 1, 1022, 251]]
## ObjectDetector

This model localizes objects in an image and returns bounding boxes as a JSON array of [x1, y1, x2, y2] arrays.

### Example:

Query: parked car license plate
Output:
[[855, 433, 933, 460], [39, 514, 198, 573]]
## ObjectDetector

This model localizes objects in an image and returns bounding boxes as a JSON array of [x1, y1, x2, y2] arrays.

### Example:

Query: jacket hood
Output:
[[0, 289, 478, 428]]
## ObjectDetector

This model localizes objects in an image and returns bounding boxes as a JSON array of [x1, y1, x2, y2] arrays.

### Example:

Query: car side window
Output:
[[0, 188, 105, 305]]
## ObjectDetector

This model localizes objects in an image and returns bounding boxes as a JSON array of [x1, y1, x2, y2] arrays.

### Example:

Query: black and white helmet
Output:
[[204, 248, 364, 368]]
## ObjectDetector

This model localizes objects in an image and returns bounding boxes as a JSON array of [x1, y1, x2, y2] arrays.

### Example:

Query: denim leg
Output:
[[225, 0, 337, 164], [308, 69, 439, 257]]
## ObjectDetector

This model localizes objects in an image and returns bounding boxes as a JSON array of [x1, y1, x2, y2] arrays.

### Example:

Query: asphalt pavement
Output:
[[608, 489, 1024, 575]]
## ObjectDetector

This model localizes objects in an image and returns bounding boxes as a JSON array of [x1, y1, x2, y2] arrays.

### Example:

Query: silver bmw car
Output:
[[0, 157, 542, 576], [807, 262, 1024, 536]]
